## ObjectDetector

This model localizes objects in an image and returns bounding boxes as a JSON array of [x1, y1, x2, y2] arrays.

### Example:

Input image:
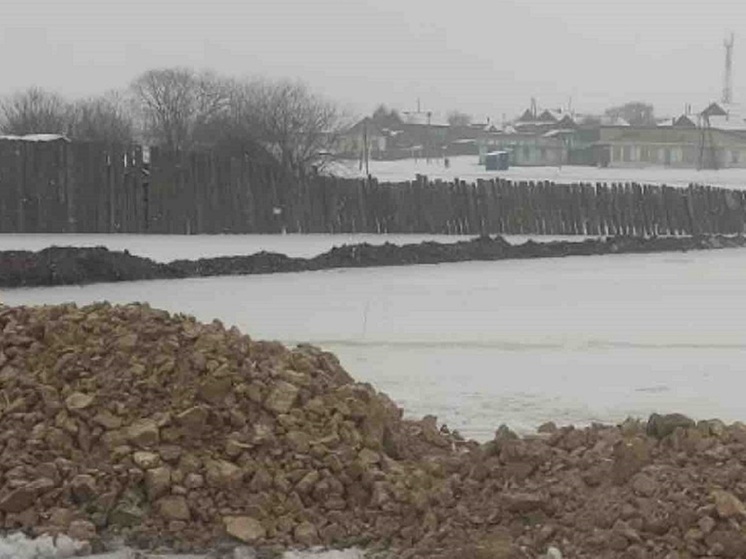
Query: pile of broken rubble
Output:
[[1, 302, 746, 559]]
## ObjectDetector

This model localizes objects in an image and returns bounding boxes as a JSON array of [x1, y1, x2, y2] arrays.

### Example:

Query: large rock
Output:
[[126, 419, 160, 448], [157, 496, 190, 521], [465, 528, 521, 559], [176, 406, 209, 429], [108, 502, 146, 527], [646, 413, 695, 439], [224, 516, 266, 543], [65, 392, 95, 411], [0, 486, 35, 513], [70, 474, 97, 503], [264, 381, 299, 414], [145, 466, 172, 499], [198, 377, 233, 405], [133, 451, 161, 469], [293, 521, 319, 545], [205, 459, 244, 488], [713, 490, 746, 519], [611, 437, 650, 484], [502, 492, 547, 513], [67, 519, 97, 541]]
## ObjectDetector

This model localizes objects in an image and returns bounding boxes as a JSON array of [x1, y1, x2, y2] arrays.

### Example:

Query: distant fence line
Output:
[[0, 139, 744, 237]]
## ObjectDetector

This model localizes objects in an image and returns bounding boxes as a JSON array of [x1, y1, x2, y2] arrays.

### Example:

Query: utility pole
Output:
[[723, 33, 735, 105], [426, 110, 432, 164]]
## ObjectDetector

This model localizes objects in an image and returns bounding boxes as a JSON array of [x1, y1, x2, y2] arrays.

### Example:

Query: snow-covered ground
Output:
[[6, 246, 746, 441], [333, 155, 746, 189], [0, 233, 593, 261], [0, 532, 364, 559]]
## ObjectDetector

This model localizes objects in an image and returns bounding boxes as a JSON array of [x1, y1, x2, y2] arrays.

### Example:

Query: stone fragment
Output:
[[157, 496, 190, 521], [646, 413, 695, 439], [65, 392, 94, 411], [70, 474, 97, 503], [145, 466, 172, 499], [133, 451, 161, 469], [126, 419, 160, 448], [264, 381, 299, 414], [611, 437, 650, 485], [205, 459, 244, 488], [293, 521, 319, 545], [713, 490, 746, 519], [224, 516, 266, 543], [67, 519, 96, 541]]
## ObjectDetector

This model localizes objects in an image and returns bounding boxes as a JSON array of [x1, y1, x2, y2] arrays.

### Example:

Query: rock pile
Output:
[[0, 302, 456, 555], [3, 303, 746, 558]]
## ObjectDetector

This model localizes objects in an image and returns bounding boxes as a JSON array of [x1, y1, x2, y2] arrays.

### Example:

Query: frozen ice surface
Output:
[[6, 247, 746, 441]]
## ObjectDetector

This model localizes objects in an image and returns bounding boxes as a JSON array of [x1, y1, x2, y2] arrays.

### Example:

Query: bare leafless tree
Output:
[[69, 91, 135, 144], [244, 78, 348, 177], [130, 67, 231, 151], [0, 86, 72, 135]]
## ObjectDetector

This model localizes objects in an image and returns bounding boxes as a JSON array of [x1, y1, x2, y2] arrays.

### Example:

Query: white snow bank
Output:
[[332, 155, 746, 189], [0, 533, 88, 559], [283, 549, 366, 559], [0, 533, 365, 559], [0, 134, 70, 142]]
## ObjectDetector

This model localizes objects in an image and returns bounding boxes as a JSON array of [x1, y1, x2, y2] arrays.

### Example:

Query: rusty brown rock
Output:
[[712, 489, 746, 519]]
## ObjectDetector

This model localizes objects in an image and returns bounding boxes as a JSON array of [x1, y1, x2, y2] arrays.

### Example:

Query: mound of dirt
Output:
[[3, 303, 746, 559], [0, 247, 182, 287], [2, 234, 745, 288]]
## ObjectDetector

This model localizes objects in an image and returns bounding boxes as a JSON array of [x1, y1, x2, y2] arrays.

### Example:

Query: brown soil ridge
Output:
[[0, 234, 743, 288]]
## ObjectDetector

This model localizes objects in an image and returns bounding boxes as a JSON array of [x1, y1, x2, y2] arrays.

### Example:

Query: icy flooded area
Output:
[[6, 246, 746, 441], [0, 232, 592, 261], [333, 155, 746, 188]]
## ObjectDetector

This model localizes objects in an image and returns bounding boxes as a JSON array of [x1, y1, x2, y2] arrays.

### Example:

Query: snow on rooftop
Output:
[[401, 113, 450, 127], [0, 134, 70, 142]]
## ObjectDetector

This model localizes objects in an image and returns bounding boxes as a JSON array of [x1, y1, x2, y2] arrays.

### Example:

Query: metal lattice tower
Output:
[[723, 33, 735, 105]]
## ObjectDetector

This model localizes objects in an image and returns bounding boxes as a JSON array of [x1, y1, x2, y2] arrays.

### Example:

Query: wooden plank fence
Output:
[[0, 138, 744, 236]]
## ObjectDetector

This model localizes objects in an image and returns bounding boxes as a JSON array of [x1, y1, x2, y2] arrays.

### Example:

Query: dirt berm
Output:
[[1, 234, 744, 288], [2, 303, 746, 558]]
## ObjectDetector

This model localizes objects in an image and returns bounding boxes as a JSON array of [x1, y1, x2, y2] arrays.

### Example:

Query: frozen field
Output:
[[0, 232, 592, 261], [333, 155, 746, 189], [5, 246, 746, 441]]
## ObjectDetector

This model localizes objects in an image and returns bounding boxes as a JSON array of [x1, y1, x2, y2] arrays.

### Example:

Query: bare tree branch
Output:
[[0, 87, 72, 135], [130, 67, 231, 151], [69, 91, 135, 144]]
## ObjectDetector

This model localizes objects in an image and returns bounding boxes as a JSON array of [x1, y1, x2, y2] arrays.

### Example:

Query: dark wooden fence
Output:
[[0, 138, 744, 236]]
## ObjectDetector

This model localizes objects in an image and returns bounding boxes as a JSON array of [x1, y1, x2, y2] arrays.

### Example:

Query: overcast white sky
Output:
[[1, 0, 743, 120]]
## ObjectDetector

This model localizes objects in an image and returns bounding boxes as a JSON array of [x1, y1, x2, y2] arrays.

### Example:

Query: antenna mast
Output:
[[723, 33, 735, 105]]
